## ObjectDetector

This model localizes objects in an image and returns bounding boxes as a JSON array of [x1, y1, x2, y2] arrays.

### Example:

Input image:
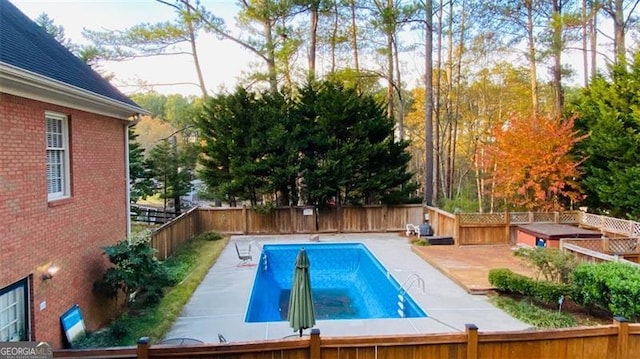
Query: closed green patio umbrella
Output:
[[287, 248, 316, 337]]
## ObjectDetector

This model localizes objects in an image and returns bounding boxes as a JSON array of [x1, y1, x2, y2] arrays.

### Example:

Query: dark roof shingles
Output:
[[0, 0, 140, 109]]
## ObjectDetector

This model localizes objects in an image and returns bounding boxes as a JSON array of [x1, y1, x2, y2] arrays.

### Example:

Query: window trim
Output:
[[46, 111, 71, 201], [0, 278, 30, 342]]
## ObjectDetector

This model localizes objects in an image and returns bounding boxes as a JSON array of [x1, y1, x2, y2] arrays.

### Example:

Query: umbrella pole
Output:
[[299, 329, 302, 337]]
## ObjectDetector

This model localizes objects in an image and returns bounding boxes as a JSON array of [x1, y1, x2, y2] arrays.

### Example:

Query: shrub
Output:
[[94, 234, 172, 312], [489, 268, 570, 305], [571, 261, 640, 320], [514, 247, 578, 283], [198, 231, 223, 241]]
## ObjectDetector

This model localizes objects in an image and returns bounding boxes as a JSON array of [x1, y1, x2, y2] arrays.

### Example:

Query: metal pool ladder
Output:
[[397, 273, 425, 318]]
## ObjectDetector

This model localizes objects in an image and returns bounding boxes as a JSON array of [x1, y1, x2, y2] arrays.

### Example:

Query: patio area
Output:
[[412, 243, 535, 294], [164, 233, 531, 344]]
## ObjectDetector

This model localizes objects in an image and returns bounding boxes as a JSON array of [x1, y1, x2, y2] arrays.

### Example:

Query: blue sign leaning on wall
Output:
[[60, 305, 86, 348]]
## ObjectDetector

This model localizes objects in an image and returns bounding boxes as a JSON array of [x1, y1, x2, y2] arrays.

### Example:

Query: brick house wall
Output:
[[1, 93, 128, 348]]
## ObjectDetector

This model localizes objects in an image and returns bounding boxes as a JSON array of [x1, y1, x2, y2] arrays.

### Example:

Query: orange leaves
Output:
[[481, 114, 587, 211]]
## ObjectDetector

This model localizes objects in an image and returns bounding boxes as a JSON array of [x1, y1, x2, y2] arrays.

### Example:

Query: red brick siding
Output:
[[1, 93, 128, 348]]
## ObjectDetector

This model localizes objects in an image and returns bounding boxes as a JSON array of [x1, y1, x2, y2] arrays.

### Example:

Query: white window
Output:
[[46, 112, 70, 200], [0, 279, 28, 342]]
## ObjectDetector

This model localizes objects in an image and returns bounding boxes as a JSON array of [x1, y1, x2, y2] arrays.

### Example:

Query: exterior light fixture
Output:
[[41, 264, 60, 281]]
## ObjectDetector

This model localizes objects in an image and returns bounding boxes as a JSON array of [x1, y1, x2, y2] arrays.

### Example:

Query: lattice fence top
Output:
[[608, 238, 639, 254], [581, 212, 640, 236], [563, 238, 603, 252], [559, 212, 580, 223], [459, 213, 505, 224], [532, 212, 556, 222], [510, 212, 531, 224]]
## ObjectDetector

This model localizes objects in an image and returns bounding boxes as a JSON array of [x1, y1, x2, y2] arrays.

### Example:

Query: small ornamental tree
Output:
[[94, 234, 171, 313], [482, 114, 586, 211]]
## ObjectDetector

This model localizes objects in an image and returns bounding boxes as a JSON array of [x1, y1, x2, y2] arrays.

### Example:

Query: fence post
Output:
[[504, 212, 511, 245], [310, 328, 321, 359], [290, 206, 296, 234], [137, 337, 149, 359], [615, 317, 629, 359], [466, 324, 478, 359], [242, 205, 248, 234], [454, 213, 460, 246]]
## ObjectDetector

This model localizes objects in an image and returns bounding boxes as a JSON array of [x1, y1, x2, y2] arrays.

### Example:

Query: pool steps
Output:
[[397, 274, 425, 318]]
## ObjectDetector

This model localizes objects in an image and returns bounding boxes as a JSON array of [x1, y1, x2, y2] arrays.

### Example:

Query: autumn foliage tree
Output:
[[482, 115, 586, 211]]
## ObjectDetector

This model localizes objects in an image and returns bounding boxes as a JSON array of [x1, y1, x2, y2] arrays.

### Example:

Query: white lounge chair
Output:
[[235, 242, 253, 266]]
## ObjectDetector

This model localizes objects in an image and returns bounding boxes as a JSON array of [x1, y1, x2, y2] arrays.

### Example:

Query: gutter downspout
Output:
[[125, 114, 142, 238]]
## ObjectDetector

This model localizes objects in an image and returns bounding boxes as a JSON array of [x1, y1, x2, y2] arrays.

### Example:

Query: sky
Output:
[[12, 0, 255, 96], [10, 0, 622, 98]]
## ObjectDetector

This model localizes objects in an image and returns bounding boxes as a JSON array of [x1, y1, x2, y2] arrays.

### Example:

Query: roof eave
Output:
[[0, 63, 149, 120]]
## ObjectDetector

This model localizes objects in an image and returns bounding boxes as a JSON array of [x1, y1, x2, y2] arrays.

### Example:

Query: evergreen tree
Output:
[[147, 138, 192, 213], [296, 81, 415, 206], [197, 81, 416, 208], [128, 128, 154, 203], [571, 51, 640, 219]]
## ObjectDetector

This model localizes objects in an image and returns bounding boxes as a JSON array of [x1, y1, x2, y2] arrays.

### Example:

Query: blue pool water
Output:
[[244, 243, 427, 322]]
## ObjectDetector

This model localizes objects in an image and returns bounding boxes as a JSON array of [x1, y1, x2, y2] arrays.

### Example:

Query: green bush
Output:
[[489, 268, 534, 294], [489, 268, 570, 305], [94, 234, 172, 312], [198, 231, 223, 241], [513, 247, 578, 283], [571, 261, 640, 320]]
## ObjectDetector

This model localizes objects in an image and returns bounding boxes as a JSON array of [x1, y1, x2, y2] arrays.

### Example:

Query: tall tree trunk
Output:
[[434, 0, 443, 203], [331, 1, 339, 73], [443, 0, 454, 199], [263, 19, 278, 92], [424, 0, 434, 205], [451, 0, 467, 199], [385, 0, 395, 120], [551, 0, 564, 116], [281, 18, 293, 90], [582, 0, 589, 86], [613, 0, 625, 63], [184, 4, 207, 97], [526, 1, 539, 117], [590, 9, 597, 77], [393, 37, 404, 139], [308, 1, 319, 80], [349, 0, 360, 73]]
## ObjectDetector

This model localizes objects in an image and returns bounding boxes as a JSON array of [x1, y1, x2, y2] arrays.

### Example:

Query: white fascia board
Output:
[[0, 63, 148, 120]]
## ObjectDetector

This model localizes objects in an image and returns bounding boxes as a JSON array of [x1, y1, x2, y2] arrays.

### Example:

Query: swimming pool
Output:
[[244, 243, 427, 322]]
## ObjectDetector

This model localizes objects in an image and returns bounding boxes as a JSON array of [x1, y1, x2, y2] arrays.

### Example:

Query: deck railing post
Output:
[[310, 328, 321, 359], [615, 317, 629, 359], [137, 337, 149, 359], [466, 324, 478, 359]]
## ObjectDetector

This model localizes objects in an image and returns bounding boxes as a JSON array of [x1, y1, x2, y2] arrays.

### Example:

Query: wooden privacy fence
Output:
[[148, 205, 640, 259], [54, 319, 640, 359], [149, 204, 424, 260]]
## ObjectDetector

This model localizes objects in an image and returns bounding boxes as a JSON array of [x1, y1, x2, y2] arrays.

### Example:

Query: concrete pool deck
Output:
[[164, 233, 531, 343]]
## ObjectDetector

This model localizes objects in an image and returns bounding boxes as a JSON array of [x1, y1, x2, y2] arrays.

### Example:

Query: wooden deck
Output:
[[412, 244, 536, 294]]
